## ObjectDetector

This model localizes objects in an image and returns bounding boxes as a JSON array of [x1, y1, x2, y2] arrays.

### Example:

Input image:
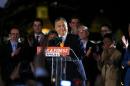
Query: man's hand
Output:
[[86, 47, 92, 57], [128, 61, 130, 66], [122, 35, 129, 48], [10, 63, 21, 80], [11, 47, 21, 57]]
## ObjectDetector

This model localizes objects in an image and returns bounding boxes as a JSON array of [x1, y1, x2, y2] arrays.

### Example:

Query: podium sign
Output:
[[45, 47, 70, 57]]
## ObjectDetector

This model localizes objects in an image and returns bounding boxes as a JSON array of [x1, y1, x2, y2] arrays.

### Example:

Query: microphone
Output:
[[55, 39, 79, 60], [48, 37, 62, 46], [69, 48, 79, 61], [55, 37, 62, 46], [47, 37, 79, 60], [56, 37, 79, 61]]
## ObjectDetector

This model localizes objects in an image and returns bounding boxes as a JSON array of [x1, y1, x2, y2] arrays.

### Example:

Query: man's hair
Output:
[[100, 24, 112, 30], [78, 25, 89, 32], [54, 17, 67, 24], [48, 30, 58, 36], [33, 18, 43, 26], [69, 15, 80, 23], [9, 25, 20, 33]]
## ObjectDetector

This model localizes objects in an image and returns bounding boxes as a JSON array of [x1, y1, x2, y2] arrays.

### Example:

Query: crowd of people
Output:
[[0, 16, 130, 86]]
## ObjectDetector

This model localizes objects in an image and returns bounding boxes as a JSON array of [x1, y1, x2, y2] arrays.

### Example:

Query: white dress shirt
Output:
[[59, 33, 67, 42], [11, 41, 17, 52]]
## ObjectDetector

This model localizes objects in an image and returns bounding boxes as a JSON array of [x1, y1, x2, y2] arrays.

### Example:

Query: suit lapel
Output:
[[8, 42, 13, 53], [85, 41, 89, 51], [64, 34, 70, 46]]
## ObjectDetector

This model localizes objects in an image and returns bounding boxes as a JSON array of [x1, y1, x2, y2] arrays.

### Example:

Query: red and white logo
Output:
[[45, 47, 70, 57]]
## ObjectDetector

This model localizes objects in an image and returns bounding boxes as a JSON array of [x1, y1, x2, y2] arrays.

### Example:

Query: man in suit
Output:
[[78, 25, 100, 86], [54, 17, 86, 86], [28, 18, 45, 48], [27, 18, 50, 86], [1, 26, 30, 85], [69, 16, 81, 35], [27, 18, 46, 63]]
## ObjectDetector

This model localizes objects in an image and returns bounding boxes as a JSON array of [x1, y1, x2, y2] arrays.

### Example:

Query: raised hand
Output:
[[122, 35, 129, 48], [11, 47, 21, 57]]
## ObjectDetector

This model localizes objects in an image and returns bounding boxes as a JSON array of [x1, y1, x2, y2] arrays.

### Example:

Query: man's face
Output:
[[69, 18, 79, 29], [101, 26, 111, 36], [9, 28, 20, 41], [33, 21, 42, 33], [78, 27, 89, 40], [48, 33, 58, 40], [55, 19, 68, 36]]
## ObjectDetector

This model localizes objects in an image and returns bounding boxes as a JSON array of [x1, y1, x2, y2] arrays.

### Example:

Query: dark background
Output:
[[0, 0, 129, 34]]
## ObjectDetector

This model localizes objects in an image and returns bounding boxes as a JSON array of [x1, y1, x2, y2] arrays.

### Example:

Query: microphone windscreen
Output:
[[48, 37, 62, 46]]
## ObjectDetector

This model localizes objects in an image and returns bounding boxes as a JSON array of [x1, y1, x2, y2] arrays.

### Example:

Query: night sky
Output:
[[0, 0, 129, 33], [49, 1, 129, 31]]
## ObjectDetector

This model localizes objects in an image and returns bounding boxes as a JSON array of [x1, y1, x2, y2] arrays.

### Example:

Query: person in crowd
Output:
[[47, 30, 58, 41], [27, 18, 50, 86], [122, 42, 130, 86], [122, 25, 130, 86], [1, 26, 30, 86], [47, 30, 63, 47], [116, 23, 130, 86], [0, 44, 4, 86], [28, 18, 45, 57], [100, 24, 112, 37], [53, 17, 86, 86], [69, 16, 81, 35], [99, 33, 121, 86], [78, 25, 100, 86]]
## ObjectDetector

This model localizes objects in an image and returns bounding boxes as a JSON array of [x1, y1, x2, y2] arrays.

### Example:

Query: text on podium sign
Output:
[[45, 47, 70, 57]]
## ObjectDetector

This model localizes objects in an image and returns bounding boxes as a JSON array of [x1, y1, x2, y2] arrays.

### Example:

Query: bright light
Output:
[[60, 80, 71, 86], [0, 0, 8, 8], [42, 28, 49, 35], [52, 78, 56, 82]]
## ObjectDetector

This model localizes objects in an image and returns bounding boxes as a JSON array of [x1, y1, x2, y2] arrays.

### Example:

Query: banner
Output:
[[45, 47, 70, 57]]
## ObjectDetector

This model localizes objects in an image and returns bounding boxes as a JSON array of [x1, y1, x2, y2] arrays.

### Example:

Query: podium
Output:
[[45, 47, 86, 86], [47, 56, 84, 86], [51, 57, 68, 86]]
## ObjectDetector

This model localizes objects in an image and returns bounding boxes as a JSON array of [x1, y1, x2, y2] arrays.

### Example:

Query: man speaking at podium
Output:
[[53, 17, 87, 86]]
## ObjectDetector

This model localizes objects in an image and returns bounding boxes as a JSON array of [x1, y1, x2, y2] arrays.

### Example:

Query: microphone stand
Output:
[[50, 39, 81, 86], [70, 48, 80, 61]]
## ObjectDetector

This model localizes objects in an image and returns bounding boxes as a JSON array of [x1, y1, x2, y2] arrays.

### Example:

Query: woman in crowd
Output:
[[99, 33, 121, 86]]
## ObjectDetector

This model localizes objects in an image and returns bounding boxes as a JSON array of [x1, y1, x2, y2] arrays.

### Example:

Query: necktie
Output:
[[81, 41, 86, 53], [60, 37, 63, 42], [12, 43, 17, 52], [36, 35, 40, 44], [59, 37, 65, 47]]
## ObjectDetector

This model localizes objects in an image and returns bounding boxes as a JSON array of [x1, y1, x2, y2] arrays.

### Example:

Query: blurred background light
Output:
[[42, 28, 50, 35], [0, 0, 8, 8], [60, 80, 71, 86]]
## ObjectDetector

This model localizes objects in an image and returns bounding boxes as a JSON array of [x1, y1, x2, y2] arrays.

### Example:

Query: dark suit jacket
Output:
[[82, 40, 100, 83], [28, 32, 46, 59], [1, 40, 30, 84], [47, 34, 86, 80], [64, 34, 85, 59]]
